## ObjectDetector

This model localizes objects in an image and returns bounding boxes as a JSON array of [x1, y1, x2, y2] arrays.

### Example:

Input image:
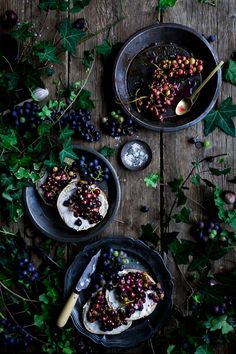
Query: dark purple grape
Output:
[[0, 10, 18, 28]]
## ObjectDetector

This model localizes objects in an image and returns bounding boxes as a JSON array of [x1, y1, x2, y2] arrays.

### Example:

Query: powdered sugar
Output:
[[123, 142, 149, 168]]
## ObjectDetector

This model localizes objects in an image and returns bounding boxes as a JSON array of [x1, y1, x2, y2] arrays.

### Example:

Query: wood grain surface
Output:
[[0, 0, 235, 353]]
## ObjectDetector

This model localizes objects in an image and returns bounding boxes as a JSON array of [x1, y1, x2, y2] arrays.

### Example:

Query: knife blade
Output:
[[57, 249, 101, 328]]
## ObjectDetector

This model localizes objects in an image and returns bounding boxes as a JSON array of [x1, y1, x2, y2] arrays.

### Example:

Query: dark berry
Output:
[[72, 18, 87, 32], [207, 35, 216, 43], [0, 10, 18, 28], [140, 205, 149, 212]]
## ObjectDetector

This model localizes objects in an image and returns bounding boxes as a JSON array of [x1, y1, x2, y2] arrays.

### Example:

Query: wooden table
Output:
[[1, 0, 235, 353]]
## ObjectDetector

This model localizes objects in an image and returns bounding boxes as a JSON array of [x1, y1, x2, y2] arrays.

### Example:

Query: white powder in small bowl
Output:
[[122, 141, 151, 169]]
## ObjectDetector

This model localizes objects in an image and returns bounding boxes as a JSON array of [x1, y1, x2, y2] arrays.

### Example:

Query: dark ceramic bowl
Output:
[[120, 139, 152, 171], [113, 23, 222, 132], [64, 237, 173, 347], [23, 146, 121, 243]]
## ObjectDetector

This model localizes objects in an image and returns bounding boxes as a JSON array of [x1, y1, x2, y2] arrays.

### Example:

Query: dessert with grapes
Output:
[[82, 249, 164, 335], [57, 180, 108, 231]]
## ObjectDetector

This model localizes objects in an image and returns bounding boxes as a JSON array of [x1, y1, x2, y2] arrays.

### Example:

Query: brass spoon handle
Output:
[[190, 60, 224, 102]]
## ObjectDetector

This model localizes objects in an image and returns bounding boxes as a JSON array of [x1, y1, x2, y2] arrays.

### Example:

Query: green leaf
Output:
[[158, 0, 177, 10], [188, 254, 210, 272], [228, 176, 236, 184], [59, 140, 78, 164], [71, 0, 91, 13], [168, 177, 183, 192], [202, 178, 215, 188], [37, 122, 52, 137], [33, 41, 60, 64], [144, 172, 160, 188], [58, 18, 85, 55], [14, 167, 31, 180], [210, 315, 234, 334], [6, 72, 21, 91], [167, 345, 176, 354], [204, 97, 236, 137], [0, 130, 18, 151], [38, 105, 52, 119], [223, 59, 236, 85], [59, 127, 74, 141], [173, 207, 192, 224], [191, 174, 201, 185], [34, 314, 45, 327], [162, 232, 179, 253], [96, 39, 113, 58], [39, 293, 49, 304], [195, 345, 213, 354], [168, 239, 193, 264], [38, 0, 69, 11], [82, 50, 95, 70], [73, 89, 95, 110], [11, 22, 33, 41], [209, 167, 231, 176], [99, 146, 115, 157], [140, 224, 159, 247]]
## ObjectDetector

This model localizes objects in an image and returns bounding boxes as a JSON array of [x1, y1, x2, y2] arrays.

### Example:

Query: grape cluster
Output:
[[75, 155, 110, 182], [190, 220, 223, 243], [0, 319, 32, 351], [87, 289, 128, 331], [9, 101, 41, 129], [59, 108, 101, 142], [138, 55, 204, 120], [40, 166, 78, 205], [17, 257, 39, 284], [213, 296, 233, 316], [115, 271, 164, 317], [101, 110, 138, 137], [89, 248, 129, 293], [63, 180, 103, 226]]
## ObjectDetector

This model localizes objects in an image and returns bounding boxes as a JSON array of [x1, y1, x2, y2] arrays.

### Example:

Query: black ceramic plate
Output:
[[113, 23, 221, 132], [120, 140, 152, 171], [23, 146, 121, 243], [64, 237, 173, 347]]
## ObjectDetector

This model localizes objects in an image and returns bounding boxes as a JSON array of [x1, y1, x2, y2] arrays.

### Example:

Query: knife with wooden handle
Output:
[[57, 250, 101, 328]]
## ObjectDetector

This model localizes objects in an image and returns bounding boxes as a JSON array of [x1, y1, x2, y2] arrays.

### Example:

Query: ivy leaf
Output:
[[209, 167, 231, 176], [188, 253, 210, 272], [6, 72, 21, 91], [195, 345, 214, 354], [58, 18, 85, 55], [82, 50, 95, 70], [202, 178, 216, 188], [140, 224, 159, 247], [38, 105, 52, 119], [223, 59, 236, 85], [38, 122, 52, 137], [38, 0, 69, 11], [73, 89, 95, 110], [228, 176, 236, 184], [59, 140, 78, 164], [14, 167, 31, 180], [0, 130, 18, 151], [191, 174, 201, 185], [96, 39, 113, 58], [99, 146, 115, 157], [71, 0, 91, 13], [174, 207, 192, 223], [59, 127, 74, 141], [158, 0, 177, 10], [162, 231, 179, 253], [210, 315, 234, 334], [144, 172, 160, 188], [33, 41, 60, 64], [11, 22, 33, 41], [167, 345, 176, 354], [204, 97, 236, 137], [44, 151, 60, 168], [168, 239, 193, 264], [168, 177, 183, 192]]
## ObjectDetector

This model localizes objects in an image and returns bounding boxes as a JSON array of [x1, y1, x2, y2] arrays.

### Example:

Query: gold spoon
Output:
[[175, 60, 224, 116]]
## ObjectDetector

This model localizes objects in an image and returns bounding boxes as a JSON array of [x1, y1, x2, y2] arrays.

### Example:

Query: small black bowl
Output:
[[113, 23, 222, 132], [120, 140, 152, 171]]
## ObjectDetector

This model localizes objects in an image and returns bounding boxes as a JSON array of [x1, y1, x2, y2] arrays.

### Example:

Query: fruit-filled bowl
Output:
[[23, 146, 121, 243], [64, 237, 173, 347], [113, 23, 222, 132]]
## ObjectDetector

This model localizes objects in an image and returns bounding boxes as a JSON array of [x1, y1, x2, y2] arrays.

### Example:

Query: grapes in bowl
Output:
[[24, 146, 121, 243], [113, 23, 222, 132]]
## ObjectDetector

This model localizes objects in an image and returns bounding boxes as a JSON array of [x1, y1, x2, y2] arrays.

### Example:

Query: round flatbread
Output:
[[57, 181, 108, 231], [106, 269, 164, 321], [82, 300, 132, 335]]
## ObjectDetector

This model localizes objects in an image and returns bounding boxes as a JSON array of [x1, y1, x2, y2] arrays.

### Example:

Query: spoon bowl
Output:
[[175, 60, 224, 116]]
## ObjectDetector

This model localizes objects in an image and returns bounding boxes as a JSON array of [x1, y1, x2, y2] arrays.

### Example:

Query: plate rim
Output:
[[64, 236, 173, 347], [113, 22, 222, 132], [23, 145, 121, 243]]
